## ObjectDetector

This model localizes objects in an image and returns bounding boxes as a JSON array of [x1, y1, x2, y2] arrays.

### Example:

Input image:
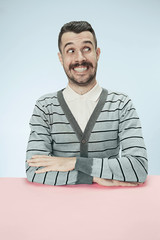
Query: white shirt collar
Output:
[[63, 82, 102, 102]]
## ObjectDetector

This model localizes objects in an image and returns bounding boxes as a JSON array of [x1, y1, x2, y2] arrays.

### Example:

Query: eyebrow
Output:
[[83, 40, 93, 46], [64, 42, 74, 50], [63, 40, 94, 51]]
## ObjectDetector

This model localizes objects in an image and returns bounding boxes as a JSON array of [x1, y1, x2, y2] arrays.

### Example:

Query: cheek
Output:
[[63, 57, 71, 68], [62, 59, 70, 69], [87, 53, 97, 62], [89, 56, 98, 67]]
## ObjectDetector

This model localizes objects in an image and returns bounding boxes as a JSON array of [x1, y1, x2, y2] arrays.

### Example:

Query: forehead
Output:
[[61, 31, 95, 47]]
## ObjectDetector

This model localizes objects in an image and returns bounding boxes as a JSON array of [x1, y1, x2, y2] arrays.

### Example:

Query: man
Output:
[[26, 21, 148, 187]]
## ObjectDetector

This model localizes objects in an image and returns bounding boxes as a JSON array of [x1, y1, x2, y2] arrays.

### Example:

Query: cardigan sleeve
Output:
[[25, 100, 93, 186], [75, 96, 148, 183]]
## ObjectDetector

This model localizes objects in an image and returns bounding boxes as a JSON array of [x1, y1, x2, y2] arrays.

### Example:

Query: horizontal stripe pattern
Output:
[[75, 91, 148, 182], [26, 89, 148, 186]]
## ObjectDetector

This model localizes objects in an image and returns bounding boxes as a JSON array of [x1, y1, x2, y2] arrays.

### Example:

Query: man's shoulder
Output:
[[105, 89, 129, 101], [36, 90, 60, 106], [103, 89, 134, 111]]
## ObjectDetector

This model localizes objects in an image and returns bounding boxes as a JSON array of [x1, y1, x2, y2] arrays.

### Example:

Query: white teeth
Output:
[[74, 67, 87, 72]]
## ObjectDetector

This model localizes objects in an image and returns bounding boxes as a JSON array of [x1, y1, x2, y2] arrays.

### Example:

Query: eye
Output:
[[67, 49, 74, 53], [83, 47, 91, 52]]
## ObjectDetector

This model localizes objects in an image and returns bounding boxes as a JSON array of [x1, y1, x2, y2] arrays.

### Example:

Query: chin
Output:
[[70, 76, 96, 86]]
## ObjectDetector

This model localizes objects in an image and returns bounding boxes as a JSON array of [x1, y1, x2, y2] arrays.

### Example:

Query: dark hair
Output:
[[58, 21, 97, 52]]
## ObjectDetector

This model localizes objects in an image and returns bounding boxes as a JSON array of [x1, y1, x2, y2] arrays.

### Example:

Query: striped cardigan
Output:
[[25, 88, 148, 185]]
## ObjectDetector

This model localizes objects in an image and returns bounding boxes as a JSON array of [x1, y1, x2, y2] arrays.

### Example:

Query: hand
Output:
[[27, 155, 76, 174], [93, 177, 143, 187]]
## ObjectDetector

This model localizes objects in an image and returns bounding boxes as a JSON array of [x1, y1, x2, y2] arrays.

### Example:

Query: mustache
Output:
[[69, 61, 93, 70]]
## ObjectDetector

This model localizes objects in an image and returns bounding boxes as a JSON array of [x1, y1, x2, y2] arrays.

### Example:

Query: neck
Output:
[[68, 80, 97, 95]]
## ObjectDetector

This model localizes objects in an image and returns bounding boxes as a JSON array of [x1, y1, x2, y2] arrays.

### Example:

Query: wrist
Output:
[[93, 177, 97, 182], [69, 157, 76, 168]]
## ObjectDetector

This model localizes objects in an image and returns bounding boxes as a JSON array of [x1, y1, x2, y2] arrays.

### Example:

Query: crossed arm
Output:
[[27, 155, 143, 187], [26, 95, 148, 186]]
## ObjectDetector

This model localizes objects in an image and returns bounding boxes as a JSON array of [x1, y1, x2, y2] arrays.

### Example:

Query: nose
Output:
[[74, 50, 86, 63]]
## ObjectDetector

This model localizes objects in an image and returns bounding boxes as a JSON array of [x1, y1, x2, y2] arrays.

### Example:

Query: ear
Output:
[[58, 52, 63, 66], [96, 48, 101, 61]]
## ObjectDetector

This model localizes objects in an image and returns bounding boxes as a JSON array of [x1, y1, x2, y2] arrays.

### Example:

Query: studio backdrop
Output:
[[0, 0, 160, 177]]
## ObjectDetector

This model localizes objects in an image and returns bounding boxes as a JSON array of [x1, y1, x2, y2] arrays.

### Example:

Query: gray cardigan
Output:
[[25, 88, 148, 185]]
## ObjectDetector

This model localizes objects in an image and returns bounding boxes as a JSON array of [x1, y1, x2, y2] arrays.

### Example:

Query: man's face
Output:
[[58, 31, 100, 86]]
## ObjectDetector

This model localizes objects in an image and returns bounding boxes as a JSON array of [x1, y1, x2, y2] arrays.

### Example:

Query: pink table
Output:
[[0, 176, 160, 240]]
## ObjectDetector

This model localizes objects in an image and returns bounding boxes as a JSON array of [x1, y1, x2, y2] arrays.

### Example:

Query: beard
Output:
[[64, 61, 98, 86], [68, 71, 97, 86]]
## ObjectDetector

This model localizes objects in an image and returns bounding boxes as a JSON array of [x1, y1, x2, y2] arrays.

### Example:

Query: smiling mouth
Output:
[[70, 61, 92, 73], [73, 66, 88, 73]]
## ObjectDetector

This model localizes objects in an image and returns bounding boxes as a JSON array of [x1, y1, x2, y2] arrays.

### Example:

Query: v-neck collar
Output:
[[63, 82, 102, 102], [57, 88, 108, 146]]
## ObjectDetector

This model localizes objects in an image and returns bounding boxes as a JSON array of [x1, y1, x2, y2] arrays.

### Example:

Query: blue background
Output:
[[0, 0, 160, 177]]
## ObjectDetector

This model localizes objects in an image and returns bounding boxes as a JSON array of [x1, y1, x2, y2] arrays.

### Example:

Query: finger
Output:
[[96, 178, 139, 187], [28, 159, 44, 163], [94, 177, 137, 187], [112, 180, 139, 187], [125, 182, 140, 186], [27, 158, 53, 163], [122, 183, 138, 186], [120, 183, 138, 187], [35, 167, 51, 174], [28, 162, 50, 167], [112, 182, 137, 187], [118, 182, 138, 186], [96, 179, 115, 187]]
